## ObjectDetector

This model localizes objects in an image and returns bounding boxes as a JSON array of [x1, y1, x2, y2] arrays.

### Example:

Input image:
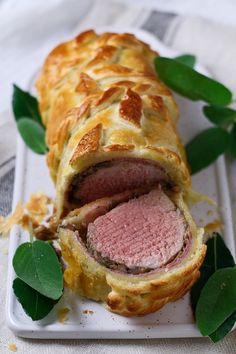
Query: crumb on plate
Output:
[[57, 307, 70, 324], [204, 219, 223, 234], [26, 193, 52, 223], [83, 309, 94, 315], [207, 210, 214, 216], [0, 203, 24, 236], [0, 193, 54, 237], [7, 343, 17, 352]]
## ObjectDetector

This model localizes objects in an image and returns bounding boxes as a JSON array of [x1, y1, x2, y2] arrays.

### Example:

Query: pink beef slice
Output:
[[87, 187, 186, 270], [74, 159, 170, 205]]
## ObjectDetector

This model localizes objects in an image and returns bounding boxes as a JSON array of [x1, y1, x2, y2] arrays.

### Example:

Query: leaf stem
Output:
[[29, 221, 34, 243], [214, 236, 217, 272]]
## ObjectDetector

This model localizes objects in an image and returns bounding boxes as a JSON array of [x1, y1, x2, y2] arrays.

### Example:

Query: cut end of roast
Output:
[[86, 187, 188, 273], [67, 158, 171, 208]]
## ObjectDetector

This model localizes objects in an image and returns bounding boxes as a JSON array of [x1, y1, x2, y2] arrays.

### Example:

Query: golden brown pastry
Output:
[[36, 30, 206, 317], [36, 30, 190, 218]]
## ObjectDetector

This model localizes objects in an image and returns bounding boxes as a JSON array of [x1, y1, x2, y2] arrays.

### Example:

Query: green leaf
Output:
[[203, 105, 236, 126], [191, 233, 235, 312], [196, 267, 236, 336], [12, 84, 42, 124], [13, 241, 63, 300], [175, 54, 196, 68], [17, 118, 48, 154], [191, 234, 236, 342], [154, 57, 232, 106], [186, 127, 230, 174], [209, 310, 236, 343], [229, 123, 236, 158], [13, 278, 57, 321]]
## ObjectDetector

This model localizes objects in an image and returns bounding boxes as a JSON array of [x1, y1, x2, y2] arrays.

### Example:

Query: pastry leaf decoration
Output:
[[13, 53, 236, 172]]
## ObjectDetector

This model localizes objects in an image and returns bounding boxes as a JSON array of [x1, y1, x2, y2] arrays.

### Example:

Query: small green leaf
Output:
[[191, 234, 236, 341], [13, 278, 57, 321], [196, 267, 236, 336], [13, 241, 63, 300], [17, 118, 48, 154], [191, 233, 235, 312], [175, 54, 196, 68], [229, 123, 236, 158], [154, 57, 232, 106], [203, 105, 236, 126], [12, 84, 42, 124], [209, 310, 236, 343], [186, 127, 230, 174]]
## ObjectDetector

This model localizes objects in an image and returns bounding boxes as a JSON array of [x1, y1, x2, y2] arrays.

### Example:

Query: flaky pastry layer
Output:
[[36, 30, 191, 218]]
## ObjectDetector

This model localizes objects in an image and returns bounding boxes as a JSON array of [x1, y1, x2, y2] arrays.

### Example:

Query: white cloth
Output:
[[116, 0, 236, 26], [0, 0, 236, 353]]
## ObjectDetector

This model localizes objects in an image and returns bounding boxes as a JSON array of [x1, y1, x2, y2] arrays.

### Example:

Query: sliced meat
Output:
[[87, 187, 187, 273], [70, 158, 170, 206]]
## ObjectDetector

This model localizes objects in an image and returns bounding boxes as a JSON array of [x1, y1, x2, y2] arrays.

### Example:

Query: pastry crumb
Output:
[[1, 248, 8, 255], [0, 203, 24, 236], [8, 343, 17, 352], [0, 193, 54, 237], [207, 210, 214, 216], [204, 219, 223, 234], [83, 309, 94, 315], [26, 193, 52, 223], [57, 307, 70, 324]]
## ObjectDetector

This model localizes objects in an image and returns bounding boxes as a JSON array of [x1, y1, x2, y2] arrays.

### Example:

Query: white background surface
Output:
[[117, 0, 236, 26], [1, 0, 236, 352]]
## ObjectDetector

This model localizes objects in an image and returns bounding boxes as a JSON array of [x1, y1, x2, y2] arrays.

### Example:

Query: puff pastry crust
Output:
[[36, 30, 190, 218], [36, 30, 206, 317]]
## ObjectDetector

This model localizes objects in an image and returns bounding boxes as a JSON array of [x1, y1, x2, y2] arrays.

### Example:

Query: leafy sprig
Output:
[[174, 54, 196, 68], [154, 55, 236, 174], [186, 127, 230, 175], [191, 233, 236, 342], [13, 239, 63, 321], [13, 278, 58, 321], [12, 85, 48, 154], [155, 57, 232, 106]]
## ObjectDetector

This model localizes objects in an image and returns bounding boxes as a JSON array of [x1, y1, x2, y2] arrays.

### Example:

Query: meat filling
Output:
[[67, 158, 171, 208], [85, 187, 188, 274]]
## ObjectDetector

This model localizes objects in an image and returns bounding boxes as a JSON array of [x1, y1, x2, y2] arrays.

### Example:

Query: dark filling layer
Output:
[[66, 158, 172, 209]]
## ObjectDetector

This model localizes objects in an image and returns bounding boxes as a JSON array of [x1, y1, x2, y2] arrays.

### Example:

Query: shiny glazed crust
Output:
[[36, 30, 191, 218], [59, 192, 206, 317], [36, 30, 206, 316]]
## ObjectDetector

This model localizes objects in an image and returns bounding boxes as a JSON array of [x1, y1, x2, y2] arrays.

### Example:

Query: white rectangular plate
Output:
[[6, 26, 236, 339]]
